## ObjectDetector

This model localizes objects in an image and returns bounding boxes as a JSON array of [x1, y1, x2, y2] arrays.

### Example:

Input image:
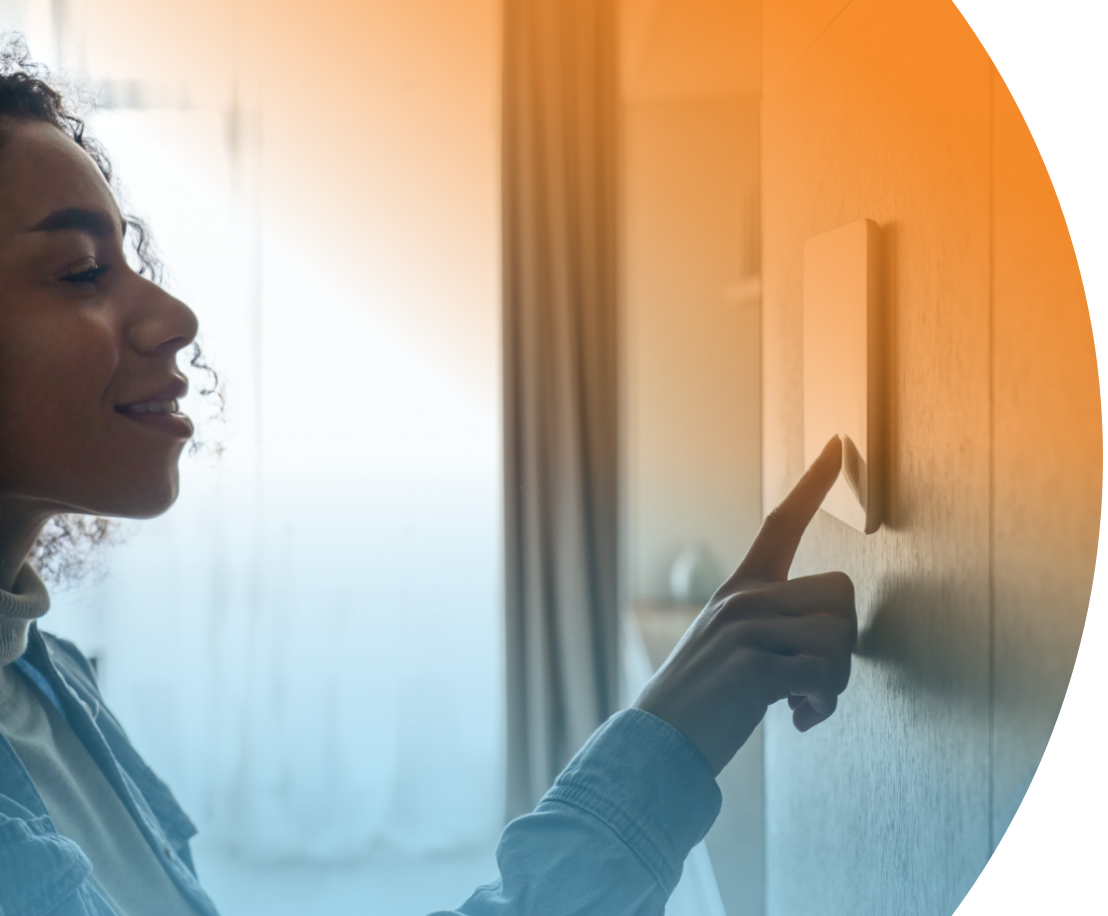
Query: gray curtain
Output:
[[502, 0, 620, 818]]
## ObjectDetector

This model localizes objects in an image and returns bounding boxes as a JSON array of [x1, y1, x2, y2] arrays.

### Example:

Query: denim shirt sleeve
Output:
[[434, 708, 722, 916]]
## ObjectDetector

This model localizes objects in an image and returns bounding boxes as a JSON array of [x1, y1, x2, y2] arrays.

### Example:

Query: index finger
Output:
[[732, 435, 843, 583]]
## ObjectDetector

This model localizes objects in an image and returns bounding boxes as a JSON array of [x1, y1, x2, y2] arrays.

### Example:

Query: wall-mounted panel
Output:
[[802, 218, 883, 534]]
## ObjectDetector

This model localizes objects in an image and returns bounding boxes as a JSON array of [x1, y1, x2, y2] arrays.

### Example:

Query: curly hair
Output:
[[0, 34, 220, 586]]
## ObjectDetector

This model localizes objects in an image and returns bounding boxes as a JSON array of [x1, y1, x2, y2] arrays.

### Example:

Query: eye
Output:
[[61, 258, 110, 284]]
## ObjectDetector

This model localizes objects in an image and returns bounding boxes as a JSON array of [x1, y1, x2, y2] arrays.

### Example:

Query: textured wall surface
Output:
[[759, 1, 1100, 914], [990, 76, 1102, 843]]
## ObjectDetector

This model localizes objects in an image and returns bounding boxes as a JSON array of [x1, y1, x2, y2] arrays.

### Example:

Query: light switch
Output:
[[803, 218, 882, 534]]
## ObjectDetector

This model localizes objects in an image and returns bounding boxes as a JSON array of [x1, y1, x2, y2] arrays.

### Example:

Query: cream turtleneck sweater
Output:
[[0, 563, 50, 667]]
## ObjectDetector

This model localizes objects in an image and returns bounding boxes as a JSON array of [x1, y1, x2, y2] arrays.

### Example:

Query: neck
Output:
[[0, 500, 49, 593]]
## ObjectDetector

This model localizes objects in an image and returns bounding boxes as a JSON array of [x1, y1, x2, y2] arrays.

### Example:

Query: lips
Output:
[[115, 379, 193, 438]]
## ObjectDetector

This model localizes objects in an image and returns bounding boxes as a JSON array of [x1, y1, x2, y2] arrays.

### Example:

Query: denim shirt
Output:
[[0, 625, 220, 916], [1, 625, 721, 916]]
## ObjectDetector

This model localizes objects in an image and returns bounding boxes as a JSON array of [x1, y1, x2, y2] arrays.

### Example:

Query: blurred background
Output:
[[2, 0, 507, 911], [0, 0, 764, 912]]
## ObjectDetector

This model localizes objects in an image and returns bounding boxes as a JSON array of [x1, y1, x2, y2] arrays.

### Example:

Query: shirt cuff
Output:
[[539, 708, 722, 896]]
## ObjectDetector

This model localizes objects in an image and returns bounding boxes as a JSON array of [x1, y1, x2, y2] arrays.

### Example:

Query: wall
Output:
[[760, 1, 1100, 915]]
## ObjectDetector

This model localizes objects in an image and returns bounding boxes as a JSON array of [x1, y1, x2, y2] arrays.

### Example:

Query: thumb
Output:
[[731, 436, 842, 584]]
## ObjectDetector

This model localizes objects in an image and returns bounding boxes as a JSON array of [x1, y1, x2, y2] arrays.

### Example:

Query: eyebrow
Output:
[[29, 207, 126, 239]]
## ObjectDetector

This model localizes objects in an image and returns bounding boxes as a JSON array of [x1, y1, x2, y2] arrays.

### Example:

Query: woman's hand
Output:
[[633, 437, 857, 776]]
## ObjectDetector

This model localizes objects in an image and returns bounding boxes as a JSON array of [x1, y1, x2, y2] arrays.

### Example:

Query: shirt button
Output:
[[164, 844, 174, 859]]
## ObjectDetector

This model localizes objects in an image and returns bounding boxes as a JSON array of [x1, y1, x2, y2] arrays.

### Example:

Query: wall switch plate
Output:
[[803, 218, 882, 534]]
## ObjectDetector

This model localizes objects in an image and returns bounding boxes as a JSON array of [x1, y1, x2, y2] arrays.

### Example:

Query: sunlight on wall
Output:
[[3, 0, 503, 862]]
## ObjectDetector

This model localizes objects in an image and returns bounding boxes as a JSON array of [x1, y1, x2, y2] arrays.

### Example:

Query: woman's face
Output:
[[0, 118, 198, 521]]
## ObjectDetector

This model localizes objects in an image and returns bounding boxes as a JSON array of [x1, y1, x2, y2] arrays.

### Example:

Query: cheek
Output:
[[0, 311, 120, 474], [10, 323, 115, 406]]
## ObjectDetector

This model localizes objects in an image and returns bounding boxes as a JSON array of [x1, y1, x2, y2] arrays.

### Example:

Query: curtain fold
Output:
[[502, 0, 621, 817]]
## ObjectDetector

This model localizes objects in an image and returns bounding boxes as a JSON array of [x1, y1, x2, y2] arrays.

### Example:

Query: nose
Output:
[[126, 277, 199, 357]]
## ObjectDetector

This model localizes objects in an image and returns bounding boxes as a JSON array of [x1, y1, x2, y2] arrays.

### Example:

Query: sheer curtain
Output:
[[12, 0, 504, 860]]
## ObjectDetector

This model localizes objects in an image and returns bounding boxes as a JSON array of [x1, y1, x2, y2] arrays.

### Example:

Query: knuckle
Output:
[[764, 505, 787, 526], [831, 616, 856, 652], [823, 572, 858, 630], [760, 506, 790, 537], [805, 657, 834, 695], [737, 646, 769, 676], [720, 589, 761, 621], [728, 619, 760, 647], [826, 571, 855, 605]]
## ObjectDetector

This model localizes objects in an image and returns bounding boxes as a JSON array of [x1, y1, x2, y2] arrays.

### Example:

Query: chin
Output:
[[126, 481, 181, 520], [89, 468, 182, 520]]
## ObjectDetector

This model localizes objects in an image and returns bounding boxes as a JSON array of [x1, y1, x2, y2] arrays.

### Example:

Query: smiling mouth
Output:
[[115, 398, 194, 438], [118, 398, 181, 416]]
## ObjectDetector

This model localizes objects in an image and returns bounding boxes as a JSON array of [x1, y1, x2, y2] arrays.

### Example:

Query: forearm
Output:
[[432, 709, 721, 916]]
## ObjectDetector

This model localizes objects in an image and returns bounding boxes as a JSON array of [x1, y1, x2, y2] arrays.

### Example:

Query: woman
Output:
[[0, 44, 856, 915]]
